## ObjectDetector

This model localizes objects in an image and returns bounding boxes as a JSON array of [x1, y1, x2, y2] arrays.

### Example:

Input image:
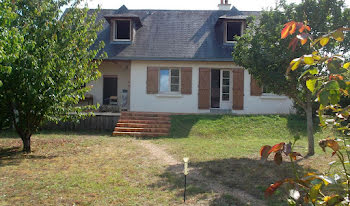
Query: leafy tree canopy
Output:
[[233, 0, 350, 106], [0, 0, 106, 152], [233, 0, 350, 155]]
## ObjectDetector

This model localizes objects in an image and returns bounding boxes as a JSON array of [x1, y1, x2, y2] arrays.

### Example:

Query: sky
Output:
[[80, 0, 350, 11]]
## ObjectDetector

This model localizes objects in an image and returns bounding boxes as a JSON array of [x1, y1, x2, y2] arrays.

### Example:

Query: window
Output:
[[262, 86, 274, 95], [159, 68, 180, 93], [226, 21, 242, 42], [222, 71, 230, 101], [114, 19, 131, 41]]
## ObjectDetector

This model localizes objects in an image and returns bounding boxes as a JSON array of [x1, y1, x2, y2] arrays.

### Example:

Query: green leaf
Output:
[[309, 68, 318, 75], [304, 55, 314, 65], [325, 81, 339, 90], [287, 199, 296, 206], [324, 195, 343, 205], [344, 62, 350, 69], [338, 80, 347, 89], [291, 61, 300, 71], [329, 91, 341, 105], [328, 60, 345, 74], [306, 79, 317, 92], [319, 90, 330, 106], [320, 37, 330, 46], [310, 183, 322, 203], [332, 30, 344, 42], [299, 68, 319, 80]]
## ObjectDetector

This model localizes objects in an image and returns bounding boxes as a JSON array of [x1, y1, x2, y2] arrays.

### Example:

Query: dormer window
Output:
[[225, 21, 243, 43], [113, 19, 131, 41]]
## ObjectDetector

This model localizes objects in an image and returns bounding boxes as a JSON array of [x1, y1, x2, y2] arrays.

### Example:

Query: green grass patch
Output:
[[149, 114, 342, 205], [153, 114, 331, 161]]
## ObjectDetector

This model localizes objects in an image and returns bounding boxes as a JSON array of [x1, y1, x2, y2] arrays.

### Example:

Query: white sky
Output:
[[81, 0, 349, 11]]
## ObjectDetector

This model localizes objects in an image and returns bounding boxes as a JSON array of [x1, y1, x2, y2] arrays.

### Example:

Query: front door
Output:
[[211, 69, 220, 108]]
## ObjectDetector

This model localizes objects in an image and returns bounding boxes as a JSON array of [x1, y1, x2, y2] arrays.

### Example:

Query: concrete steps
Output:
[[112, 112, 171, 137]]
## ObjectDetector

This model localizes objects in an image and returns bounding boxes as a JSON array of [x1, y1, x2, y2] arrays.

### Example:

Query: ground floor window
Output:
[[159, 68, 180, 93], [262, 86, 274, 95]]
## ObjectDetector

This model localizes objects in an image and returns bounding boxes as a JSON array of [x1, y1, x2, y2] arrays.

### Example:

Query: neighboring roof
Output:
[[92, 6, 260, 62]]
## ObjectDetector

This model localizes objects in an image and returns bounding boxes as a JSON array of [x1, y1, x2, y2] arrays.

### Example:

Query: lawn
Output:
[[0, 132, 190, 205], [0, 115, 344, 206], [149, 114, 343, 205]]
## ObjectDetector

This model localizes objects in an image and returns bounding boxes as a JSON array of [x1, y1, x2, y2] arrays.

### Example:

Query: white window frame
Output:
[[221, 70, 230, 101], [224, 20, 244, 43], [113, 19, 132, 41], [159, 68, 181, 94]]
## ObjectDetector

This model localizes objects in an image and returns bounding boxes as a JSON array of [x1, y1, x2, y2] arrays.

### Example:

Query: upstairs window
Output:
[[159, 68, 180, 93], [225, 21, 243, 43], [114, 19, 131, 41]]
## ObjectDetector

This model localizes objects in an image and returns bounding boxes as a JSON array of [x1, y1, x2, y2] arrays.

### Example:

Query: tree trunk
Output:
[[306, 99, 314, 156], [21, 135, 31, 153]]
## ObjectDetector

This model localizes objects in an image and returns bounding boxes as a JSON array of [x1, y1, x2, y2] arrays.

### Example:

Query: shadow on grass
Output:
[[0, 146, 57, 167], [36, 130, 111, 137], [150, 157, 317, 206], [0, 129, 111, 139]]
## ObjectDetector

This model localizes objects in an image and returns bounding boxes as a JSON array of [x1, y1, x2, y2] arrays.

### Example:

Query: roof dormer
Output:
[[104, 6, 142, 43], [217, 15, 247, 44]]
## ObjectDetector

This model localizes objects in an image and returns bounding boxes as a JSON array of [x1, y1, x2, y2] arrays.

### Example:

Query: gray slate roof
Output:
[[92, 6, 259, 62]]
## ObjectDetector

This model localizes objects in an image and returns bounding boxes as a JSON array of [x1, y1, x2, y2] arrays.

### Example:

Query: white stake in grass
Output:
[[183, 157, 189, 203]]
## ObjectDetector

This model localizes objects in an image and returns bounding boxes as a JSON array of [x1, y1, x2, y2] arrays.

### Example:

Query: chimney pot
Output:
[[218, 0, 231, 10]]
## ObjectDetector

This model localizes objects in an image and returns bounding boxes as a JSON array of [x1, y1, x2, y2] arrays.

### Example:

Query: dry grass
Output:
[[0, 132, 187, 206]]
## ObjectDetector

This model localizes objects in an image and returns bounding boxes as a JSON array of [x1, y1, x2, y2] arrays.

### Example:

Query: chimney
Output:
[[218, 0, 231, 10]]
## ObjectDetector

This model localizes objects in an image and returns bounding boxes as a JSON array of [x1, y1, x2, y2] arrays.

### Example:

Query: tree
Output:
[[260, 21, 350, 205], [0, 0, 105, 153], [233, 0, 350, 155]]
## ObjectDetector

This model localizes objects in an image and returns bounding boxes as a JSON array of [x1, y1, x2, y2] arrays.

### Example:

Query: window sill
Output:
[[156, 93, 183, 98], [223, 42, 236, 46], [110, 40, 132, 45], [260, 94, 287, 100]]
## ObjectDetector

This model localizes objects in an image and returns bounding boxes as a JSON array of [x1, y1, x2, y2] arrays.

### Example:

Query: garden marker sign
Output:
[[183, 157, 189, 203]]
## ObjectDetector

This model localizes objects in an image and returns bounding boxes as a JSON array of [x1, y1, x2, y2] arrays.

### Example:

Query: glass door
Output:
[[220, 70, 232, 109]]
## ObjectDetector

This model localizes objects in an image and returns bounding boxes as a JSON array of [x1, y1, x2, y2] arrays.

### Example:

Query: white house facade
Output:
[[87, 2, 294, 115]]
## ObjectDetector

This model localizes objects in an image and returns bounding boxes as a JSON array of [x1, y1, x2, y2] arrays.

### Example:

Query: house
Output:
[[87, 0, 294, 115]]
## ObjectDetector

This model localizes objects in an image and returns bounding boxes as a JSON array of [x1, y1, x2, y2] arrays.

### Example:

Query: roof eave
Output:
[[100, 57, 234, 62]]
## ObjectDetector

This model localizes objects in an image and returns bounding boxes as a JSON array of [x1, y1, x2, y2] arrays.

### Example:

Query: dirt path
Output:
[[137, 140, 267, 206]]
